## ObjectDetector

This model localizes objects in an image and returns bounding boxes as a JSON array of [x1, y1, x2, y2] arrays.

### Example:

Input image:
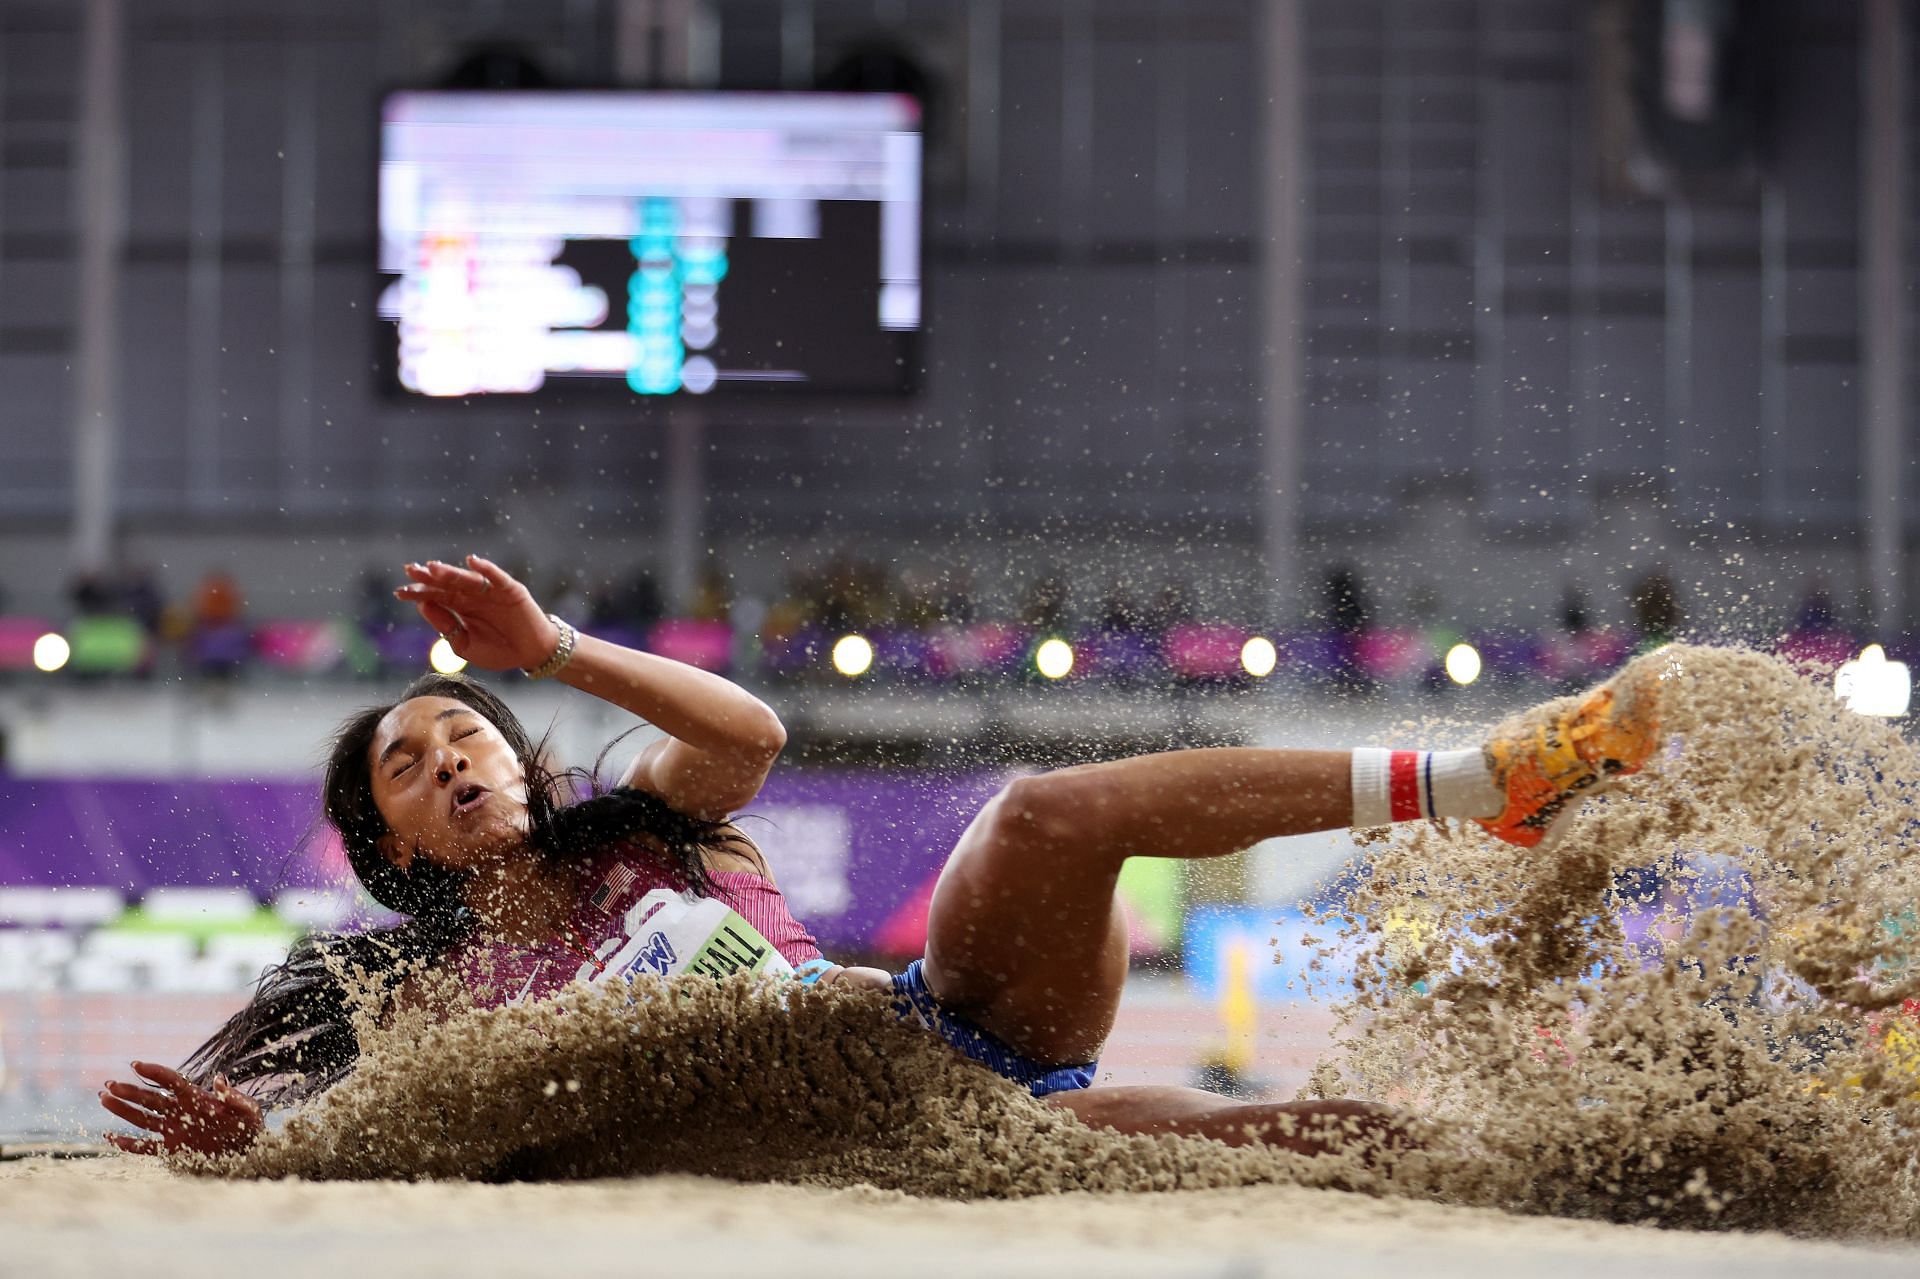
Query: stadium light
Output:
[[1034, 638, 1075, 680], [1835, 644, 1910, 718], [429, 636, 468, 675], [831, 634, 874, 678], [1240, 635, 1278, 678], [1444, 642, 1482, 686], [32, 632, 69, 673]]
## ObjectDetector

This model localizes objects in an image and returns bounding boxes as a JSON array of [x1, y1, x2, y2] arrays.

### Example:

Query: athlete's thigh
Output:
[[920, 787, 1130, 1063]]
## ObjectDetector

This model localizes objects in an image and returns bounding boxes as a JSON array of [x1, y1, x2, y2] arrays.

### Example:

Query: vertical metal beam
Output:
[[1568, 8, 1600, 533], [279, 40, 317, 517], [1059, 0, 1094, 260], [619, 0, 713, 611], [614, 0, 656, 83], [662, 416, 704, 610], [1862, 0, 1908, 633], [564, 0, 603, 77], [1381, 0, 1409, 345], [1662, 199, 1693, 507], [966, 0, 1001, 241], [1256, 0, 1306, 623], [1472, 0, 1507, 535], [779, 0, 814, 89], [71, 0, 126, 572], [639, 0, 718, 89], [186, 32, 225, 513], [961, 0, 1002, 509], [1152, 3, 1186, 430], [1758, 177, 1787, 523]]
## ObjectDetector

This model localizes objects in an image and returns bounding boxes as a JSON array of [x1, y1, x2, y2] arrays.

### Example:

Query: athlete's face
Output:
[[368, 696, 531, 873]]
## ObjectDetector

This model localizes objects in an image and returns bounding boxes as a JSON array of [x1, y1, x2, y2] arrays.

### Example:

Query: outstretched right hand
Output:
[[393, 555, 560, 673], [99, 1060, 264, 1158]]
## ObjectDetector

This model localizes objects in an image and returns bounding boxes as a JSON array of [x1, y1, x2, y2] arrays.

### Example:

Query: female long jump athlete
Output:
[[100, 555, 1660, 1162]]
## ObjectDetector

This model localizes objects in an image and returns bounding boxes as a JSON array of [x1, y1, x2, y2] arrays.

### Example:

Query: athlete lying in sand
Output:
[[101, 555, 1662, 1163]]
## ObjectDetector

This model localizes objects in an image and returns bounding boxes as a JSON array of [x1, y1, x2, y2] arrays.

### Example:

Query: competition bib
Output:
[[582, 889, 795, 986]]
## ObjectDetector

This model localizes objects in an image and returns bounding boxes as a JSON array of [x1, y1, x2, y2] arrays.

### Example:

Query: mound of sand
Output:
[[212, 975, 1362, 1197], [1304, 645, 1920, 1236]]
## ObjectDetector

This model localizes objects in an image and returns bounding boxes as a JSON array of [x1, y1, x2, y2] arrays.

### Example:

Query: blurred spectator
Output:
[[1628, 570, 1683, 645], [359, 566, 400, 631], [688, 563, 733, 624], [70, 564, 164, 630], [1561, 585, 1590, 635], [1779, 576, 1855, 671], [1791, 579, 1840, 635], [940, 568, 983, 626], [192, 570, 243, 629], [936, 567, 977, 625], [1323, 566, 1370, 635], [1097, 581, 1146, 633], [856, 559, 895, 625], [1321, 566, 1373, 689], [630, 570, 666, 629], [1021, 573, 1070, 632], [190, 569, 247, 678], [1147, 581, 1194, 632], [543, 570, 591, 622], [1407, 581, 1440, 629], [71, 571, 114, 616], [816, 557, 852, 631], [120, 564, 163, 631], [762, 567, 817, 641], [894, 569, 945, 628], [594, 568, 664, 632], [1088, 579, 1160, 685], [1543, 584, 1602, 689], [816, 554, 889, 632]]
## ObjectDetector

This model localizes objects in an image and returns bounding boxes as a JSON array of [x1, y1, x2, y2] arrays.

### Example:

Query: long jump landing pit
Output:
[[1, 1156, 1914, 1279], [13, 645, 1920, 1275]]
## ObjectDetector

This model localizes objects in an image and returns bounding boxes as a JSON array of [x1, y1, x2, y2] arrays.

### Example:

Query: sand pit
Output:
[[30, 645, 1920, 1269], [4, 1156, 1916, 1279]]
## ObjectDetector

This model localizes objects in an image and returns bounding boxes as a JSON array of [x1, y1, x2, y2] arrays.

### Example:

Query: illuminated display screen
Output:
[[377, 91, 922, 398]]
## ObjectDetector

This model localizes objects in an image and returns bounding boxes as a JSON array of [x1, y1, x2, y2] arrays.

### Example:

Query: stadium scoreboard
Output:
[[377, 91, 923, 399]]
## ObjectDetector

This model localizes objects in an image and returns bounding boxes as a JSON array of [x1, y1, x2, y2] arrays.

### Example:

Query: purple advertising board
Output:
[[0, 770, 1012, 955]]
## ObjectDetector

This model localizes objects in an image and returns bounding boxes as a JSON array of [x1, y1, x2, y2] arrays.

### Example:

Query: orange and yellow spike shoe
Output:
[[1475, 658, 1665, 848]]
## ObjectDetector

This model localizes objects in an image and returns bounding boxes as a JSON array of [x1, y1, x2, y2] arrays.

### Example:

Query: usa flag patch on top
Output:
[[589, 863, 638, 913]]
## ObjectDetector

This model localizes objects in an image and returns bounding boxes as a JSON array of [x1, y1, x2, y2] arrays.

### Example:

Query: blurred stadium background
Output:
[[1, 0, 1916, 1136]]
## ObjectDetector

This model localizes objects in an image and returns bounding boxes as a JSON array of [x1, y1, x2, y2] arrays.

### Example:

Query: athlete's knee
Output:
[[986, 775, 1082, 852]]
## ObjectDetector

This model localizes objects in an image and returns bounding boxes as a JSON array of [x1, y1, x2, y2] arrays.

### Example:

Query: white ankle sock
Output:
[[1350, 748, 1503, 826]]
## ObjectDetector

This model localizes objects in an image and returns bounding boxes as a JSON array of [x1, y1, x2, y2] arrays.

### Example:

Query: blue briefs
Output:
[[889, 958, 1097, 1098], [793, 957, 837, 985]]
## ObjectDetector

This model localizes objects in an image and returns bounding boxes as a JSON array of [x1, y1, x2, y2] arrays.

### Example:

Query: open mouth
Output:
[[451, 783, 491, 816]]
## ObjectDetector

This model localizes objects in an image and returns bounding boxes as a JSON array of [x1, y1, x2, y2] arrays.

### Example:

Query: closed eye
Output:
[[390, 726, 483, 779]]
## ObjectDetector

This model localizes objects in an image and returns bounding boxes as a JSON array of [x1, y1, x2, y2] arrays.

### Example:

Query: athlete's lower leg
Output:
[[1003, 652, 1666, 866], [995, 748, 1355, 868], [1049, 1085, 1408, 1159]]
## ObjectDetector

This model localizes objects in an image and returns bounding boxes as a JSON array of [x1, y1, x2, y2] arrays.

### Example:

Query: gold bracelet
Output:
[[523, 614, 577, 679]]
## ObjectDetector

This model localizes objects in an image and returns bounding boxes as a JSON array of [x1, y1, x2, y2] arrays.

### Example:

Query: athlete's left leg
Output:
[[1047, 1085, 1407, 1158], [922, 659, 1664, 1066]]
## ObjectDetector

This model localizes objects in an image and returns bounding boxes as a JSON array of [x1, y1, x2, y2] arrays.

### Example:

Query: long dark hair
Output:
[[182, 673, 740, 1108]]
